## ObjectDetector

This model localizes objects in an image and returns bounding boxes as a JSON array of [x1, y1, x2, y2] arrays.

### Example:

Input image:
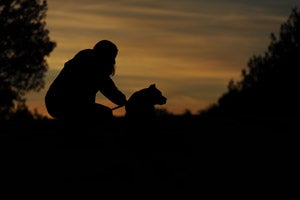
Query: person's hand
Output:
[[120, 99, 127, 106]]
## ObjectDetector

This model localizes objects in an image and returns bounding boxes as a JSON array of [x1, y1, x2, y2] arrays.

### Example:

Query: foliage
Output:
[[0, 0, 56, 120], [207, 7, 300, 117]]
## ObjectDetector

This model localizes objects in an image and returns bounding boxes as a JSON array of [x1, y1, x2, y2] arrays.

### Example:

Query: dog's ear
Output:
[[149, 84, 156, 89]]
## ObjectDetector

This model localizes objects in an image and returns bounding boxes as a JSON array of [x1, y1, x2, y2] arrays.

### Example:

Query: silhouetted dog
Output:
[[125, 84, 167, 120]]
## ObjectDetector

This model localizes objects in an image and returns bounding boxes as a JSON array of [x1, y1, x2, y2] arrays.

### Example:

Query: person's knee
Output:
[[103, 108, 113, 120], [105, 107, 113, 116]]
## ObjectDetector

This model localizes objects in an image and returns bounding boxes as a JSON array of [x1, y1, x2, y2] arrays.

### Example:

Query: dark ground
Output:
[[0, 115, 296, 193]]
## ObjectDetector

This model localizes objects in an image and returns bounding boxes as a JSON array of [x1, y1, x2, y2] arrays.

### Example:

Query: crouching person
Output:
[[45, 40, 127, 124]]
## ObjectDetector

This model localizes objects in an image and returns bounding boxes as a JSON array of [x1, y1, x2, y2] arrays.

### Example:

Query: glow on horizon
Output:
[[25, 0, 299, 117]]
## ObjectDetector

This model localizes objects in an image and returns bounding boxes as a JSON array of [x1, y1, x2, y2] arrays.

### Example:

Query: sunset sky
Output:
[[26, 0, 299, 117]]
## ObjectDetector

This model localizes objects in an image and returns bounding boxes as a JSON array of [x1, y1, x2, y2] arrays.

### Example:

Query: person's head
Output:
[[93, 40, 118, 76]]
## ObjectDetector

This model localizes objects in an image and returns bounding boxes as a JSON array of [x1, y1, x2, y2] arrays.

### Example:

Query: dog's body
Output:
[[125, 84, 167, 120]]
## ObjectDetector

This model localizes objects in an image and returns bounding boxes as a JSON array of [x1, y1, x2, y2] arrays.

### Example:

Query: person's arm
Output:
[[98, 76, 127, 105]]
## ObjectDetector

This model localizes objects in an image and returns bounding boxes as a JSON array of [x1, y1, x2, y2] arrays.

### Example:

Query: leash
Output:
[[111, 105, 125, 110]]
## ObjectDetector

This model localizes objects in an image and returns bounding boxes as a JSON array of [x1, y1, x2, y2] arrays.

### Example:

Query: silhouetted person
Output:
[[45, 40, 127, 123]]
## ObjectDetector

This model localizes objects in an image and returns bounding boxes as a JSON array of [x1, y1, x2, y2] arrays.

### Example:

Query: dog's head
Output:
[[146, 84, 167, 105]]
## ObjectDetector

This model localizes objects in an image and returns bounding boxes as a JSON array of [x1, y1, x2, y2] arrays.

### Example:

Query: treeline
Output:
[[200, 7, 300, 118]]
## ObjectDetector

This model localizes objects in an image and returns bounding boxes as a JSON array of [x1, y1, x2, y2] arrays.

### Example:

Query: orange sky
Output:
[[25, 0, 298, 117]]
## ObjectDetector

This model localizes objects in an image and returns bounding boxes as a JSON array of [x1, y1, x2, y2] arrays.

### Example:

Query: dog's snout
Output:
[[159, 96, 167, 105]]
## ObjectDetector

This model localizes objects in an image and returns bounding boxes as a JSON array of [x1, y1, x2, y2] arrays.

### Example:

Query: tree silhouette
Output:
[[203, 7, 300, 117], [0, 0, 56, 120]]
